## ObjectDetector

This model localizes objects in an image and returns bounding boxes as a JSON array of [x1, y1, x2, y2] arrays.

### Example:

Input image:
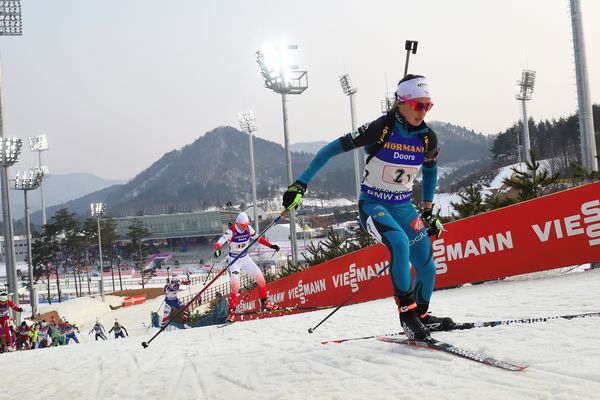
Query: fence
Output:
[[179, 274, 255, 314], [29, 257, 288, 311]]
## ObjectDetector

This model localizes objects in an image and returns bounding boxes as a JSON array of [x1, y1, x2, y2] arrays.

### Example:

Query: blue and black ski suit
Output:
[[295, 109, 440, 308]]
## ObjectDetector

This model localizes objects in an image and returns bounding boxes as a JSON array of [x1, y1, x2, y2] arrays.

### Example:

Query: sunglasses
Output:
[[398, 96, 434, 112]]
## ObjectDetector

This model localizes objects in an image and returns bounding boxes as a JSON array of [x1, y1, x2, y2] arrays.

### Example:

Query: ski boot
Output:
[[417, 303, 456, 332], [395, 292, 431, 342], [226, 308, 236, 324], [260, 298, 277, 312]]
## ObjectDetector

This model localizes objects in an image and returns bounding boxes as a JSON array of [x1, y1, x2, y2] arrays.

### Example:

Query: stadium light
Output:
[[0, 1, 21, 36], [0, 137, 22, 320], [28, 134, 49, 225], [237, 111, 259, 233], [569, 0, 597, 173], [0, 0, 23, 323], [12, 167, 43, 317], [339, 74, 362, 201], [516, 70, 536, 164], [256, 43, 308, 266], [91, 202, 106, 302]]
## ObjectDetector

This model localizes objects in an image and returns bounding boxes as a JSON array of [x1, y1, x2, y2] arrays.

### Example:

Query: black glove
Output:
[[282, 181, 306, 210], [271, 244, 280, 252], [213, 248, 222, 258], [17, 307, 23, 312], [421, 208, 444, 238]]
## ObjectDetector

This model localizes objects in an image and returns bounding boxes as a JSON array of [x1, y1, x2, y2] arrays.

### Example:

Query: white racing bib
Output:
[[361, 127, 426, 204]]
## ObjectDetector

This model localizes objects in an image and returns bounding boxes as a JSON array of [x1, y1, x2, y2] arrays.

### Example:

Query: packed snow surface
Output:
[[2, 269, 600, 400]]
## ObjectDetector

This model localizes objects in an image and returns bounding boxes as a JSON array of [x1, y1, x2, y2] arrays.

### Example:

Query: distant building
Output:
[[265, 223, 311, 242], [113, 210, 236, 240], [243, 206, 267, 223], [0, 235, 29, 262]]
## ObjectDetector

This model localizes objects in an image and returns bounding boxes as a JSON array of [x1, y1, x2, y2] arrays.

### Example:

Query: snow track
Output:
[[3, 269, 600, 399]]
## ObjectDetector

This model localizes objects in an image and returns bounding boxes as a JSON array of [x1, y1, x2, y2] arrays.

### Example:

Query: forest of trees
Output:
[[31, 208, 155, 303], [489, 105, 599, 173]]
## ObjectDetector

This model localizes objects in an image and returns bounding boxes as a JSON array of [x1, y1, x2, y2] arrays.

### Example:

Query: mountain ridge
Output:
[[30, 122, 493, 220]]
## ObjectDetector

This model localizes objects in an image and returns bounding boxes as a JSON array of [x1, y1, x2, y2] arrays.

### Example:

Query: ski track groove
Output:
[[215, 370, 257, 393], [188, 352, 209, 400], [94, 357, 104, 399], [131, 352, 140, 369], [253, 332, 400, 384], [171, 348, 190, 394], [531, 364, 600, 384]]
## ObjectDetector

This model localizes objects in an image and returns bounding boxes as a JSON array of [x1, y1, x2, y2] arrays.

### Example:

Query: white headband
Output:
[[396, 77, 431, 100], [236, 212, 249, 225]]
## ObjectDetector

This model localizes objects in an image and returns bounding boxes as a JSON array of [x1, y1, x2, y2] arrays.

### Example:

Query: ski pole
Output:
[[308, 264, 390, 334], [142, 212, 286, 348], [202, 257, 217, 285], [145, 299, 166, 333], [155, 298, 165, 313], [186, 272, 192, 297]]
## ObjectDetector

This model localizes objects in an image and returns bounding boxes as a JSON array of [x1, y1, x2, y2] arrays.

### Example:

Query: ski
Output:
[[218, 305, 333, 327], [453, 311, 600, 330], [236, 305, 334, 317], [321, 311, 600, 344], [321, 331, 403, 345], [376, 336, 527, 371]]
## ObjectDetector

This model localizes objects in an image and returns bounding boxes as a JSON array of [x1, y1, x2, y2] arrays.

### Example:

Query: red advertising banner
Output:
[[236, 183, 600, 314], [123, 294, 147, 307]]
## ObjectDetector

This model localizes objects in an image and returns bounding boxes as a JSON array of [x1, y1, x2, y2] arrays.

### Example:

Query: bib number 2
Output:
[[382, 165, 418, 187], [394, 169, 411, 183]]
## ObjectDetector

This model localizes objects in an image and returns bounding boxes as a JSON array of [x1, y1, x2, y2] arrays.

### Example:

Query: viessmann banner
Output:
[[237, 183, 600, 312]]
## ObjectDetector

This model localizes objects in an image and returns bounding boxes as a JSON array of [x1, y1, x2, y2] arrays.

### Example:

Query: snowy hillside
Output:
[[3, 268, 600, 399], [434, 159, 558, 218]]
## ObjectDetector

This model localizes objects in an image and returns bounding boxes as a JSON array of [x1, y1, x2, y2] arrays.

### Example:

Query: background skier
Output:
[[213, 212, 280, 323], [89, 320, 108, 341], [161, 274, 191, 327], [109, 321, 128, 339]]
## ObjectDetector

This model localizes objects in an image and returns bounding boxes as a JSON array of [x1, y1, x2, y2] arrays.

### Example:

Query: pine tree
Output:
[[302, 241, 328, 267], [502, 150, 559, 201], [297, 228, 357, 270], [127, 219, 152, 287], [347, 225, 376, 252], [320, 228, 353, 259], [450, 184, 488, 218], [32, 223, 62, 304], [485, 194, 516, 210], [571, 160, 600, 182]]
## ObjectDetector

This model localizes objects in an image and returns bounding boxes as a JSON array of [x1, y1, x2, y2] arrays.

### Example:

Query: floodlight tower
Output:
[[256, 43, 308, 266], [91, 203, 106, 302], [569, 0, 598, 173], [237, 111, 259, 233], [0, 0, 23, 320], [28, 135, 49, 225], [516, 70, 536, 164], [0, 138, 22, 314], [339, 74, 362, 200], [13, 168, 43, 318]]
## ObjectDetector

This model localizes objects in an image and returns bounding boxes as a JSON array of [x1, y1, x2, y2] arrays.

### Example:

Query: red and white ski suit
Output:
[[0, 300, 21, 343], [214, 225, 275, 310]]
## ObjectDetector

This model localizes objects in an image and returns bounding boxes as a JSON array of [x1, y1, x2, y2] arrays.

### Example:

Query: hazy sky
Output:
[[1, 0, 598, 180]]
